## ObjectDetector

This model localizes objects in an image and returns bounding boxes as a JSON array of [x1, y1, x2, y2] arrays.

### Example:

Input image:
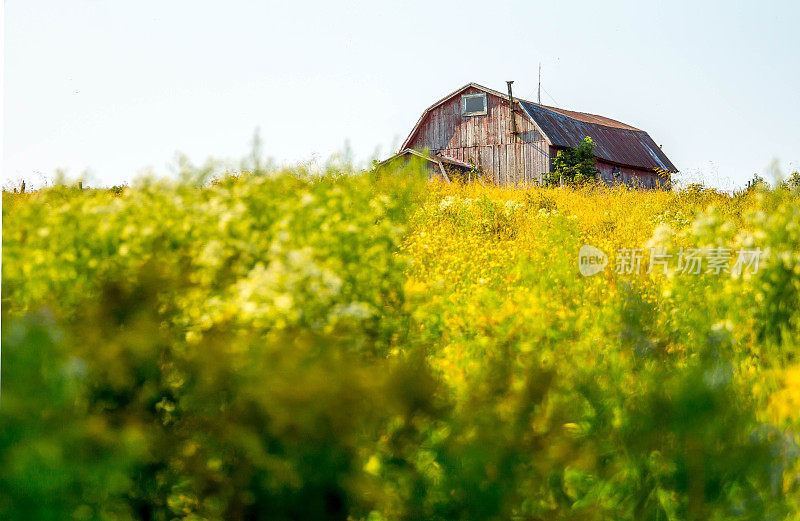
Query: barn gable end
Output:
[[403, 85, 551, 185]]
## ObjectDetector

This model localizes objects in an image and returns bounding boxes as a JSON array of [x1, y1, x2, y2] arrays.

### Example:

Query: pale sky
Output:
[[4, 0, 799, 189]]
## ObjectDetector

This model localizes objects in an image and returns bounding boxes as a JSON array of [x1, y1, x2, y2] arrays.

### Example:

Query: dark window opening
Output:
[[462, 94, 487, 116]]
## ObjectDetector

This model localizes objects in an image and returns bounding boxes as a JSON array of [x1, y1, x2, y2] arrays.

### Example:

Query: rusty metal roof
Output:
[[519, 100, 677, 172]]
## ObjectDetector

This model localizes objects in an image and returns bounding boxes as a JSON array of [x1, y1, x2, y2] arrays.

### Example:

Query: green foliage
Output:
[[684, 182, 708, 194], [779, 171, 800, 192], [3, 164, 800, 520], [746, 173, 767, 191], [465, 158, 484, 184], [402, 183, 800, 521], [2, 169, 432, 521], [547, 136, 600, 186], [523, 190, 558, 213]]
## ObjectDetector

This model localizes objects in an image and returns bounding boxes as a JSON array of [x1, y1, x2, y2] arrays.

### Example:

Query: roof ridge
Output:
[[517, 98, 641, 131], [423, 82, 638, 131]]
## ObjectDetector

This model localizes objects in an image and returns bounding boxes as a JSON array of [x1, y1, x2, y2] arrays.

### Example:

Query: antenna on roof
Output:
[[537, 63, 541, 104]]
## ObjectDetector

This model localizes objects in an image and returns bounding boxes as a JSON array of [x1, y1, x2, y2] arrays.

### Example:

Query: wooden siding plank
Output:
[[447, 101, 455, 149], [433, 106, 439, 149]]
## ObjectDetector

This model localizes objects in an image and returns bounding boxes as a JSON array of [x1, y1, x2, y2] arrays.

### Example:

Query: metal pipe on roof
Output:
[[507, 80, 519, 184]]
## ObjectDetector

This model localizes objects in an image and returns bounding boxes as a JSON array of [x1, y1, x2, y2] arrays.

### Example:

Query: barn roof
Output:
[[402, 83, 677, 173], [518, 100, 678, 172]]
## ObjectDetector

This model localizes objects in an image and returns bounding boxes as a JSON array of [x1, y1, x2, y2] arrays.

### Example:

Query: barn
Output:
[[394, 82, 677, 188]]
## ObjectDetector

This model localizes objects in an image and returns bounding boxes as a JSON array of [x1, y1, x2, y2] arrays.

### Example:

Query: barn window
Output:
[[461, 93, 487, 116]]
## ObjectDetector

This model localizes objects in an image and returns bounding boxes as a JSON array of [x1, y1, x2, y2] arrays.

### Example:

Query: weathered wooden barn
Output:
[[394, 82, 677, 188]]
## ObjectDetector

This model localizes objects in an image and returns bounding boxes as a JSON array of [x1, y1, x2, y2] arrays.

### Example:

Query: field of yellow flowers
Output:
[[2, 164, 800, 521]]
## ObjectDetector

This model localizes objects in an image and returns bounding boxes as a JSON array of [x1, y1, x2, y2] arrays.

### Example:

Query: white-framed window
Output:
[[461, 93, 487, 116]]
